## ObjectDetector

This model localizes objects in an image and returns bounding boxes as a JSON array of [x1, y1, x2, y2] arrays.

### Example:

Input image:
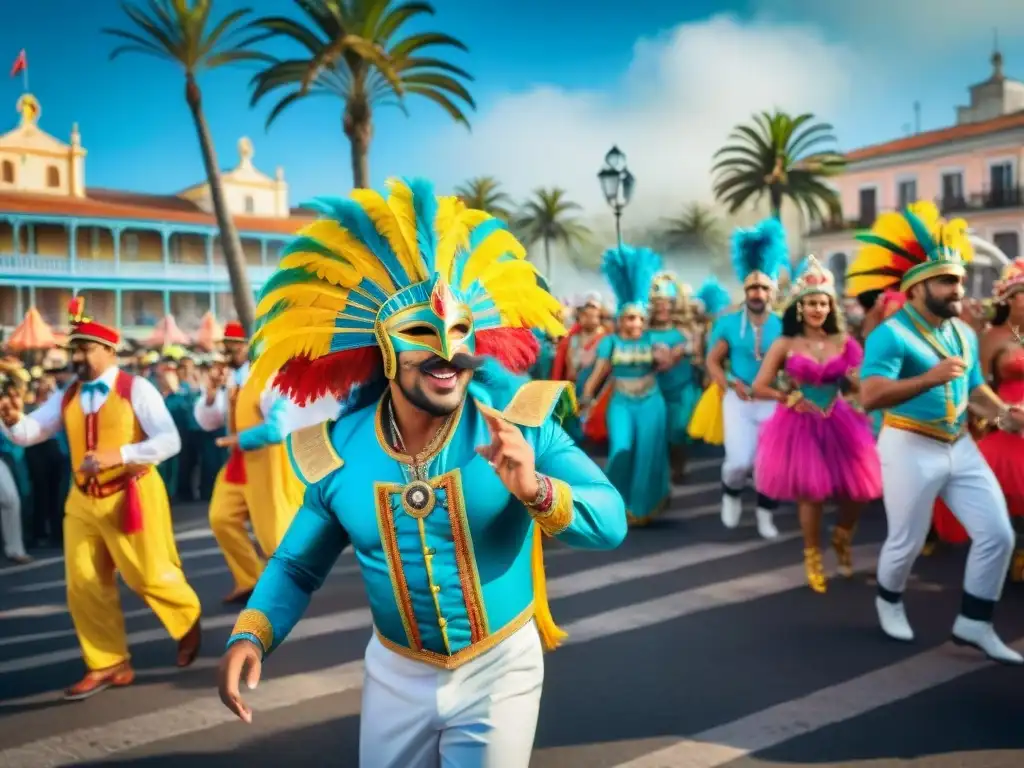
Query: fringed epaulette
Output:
[[287, 421, 344, 486], [477, 380, 577, 429]]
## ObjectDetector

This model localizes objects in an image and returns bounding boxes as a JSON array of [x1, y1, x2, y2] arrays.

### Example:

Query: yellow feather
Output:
[[461, 230, 528, 288], [254, 308, 344, 345], [248, 327, 337, 393], [385, 180, 422, 274], [280, 251, 362, 288], [303, 220, 397, 294], [350, 188, 423, 282], [845, 274, 897, 297], [436, 208, 488, 282], [256, 283, 351, 316]]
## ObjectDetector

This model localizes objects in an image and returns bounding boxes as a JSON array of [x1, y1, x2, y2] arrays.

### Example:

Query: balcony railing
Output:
[[0, 253, 274, 284]]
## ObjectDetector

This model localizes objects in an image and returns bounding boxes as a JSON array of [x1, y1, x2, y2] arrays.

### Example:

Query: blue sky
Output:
[[2, 0, 1023, 218]]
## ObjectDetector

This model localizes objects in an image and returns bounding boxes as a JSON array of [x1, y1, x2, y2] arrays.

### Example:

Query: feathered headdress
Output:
[[730, 218, 790, 289], [251, 178, 565, 405], [649, 270, 683, 303], [846, 200, 973, 296], [695, 277, 732, 316], [601, 245, 663, 316], [788, 255, 836, 305], [994, 258, 1024, 304]]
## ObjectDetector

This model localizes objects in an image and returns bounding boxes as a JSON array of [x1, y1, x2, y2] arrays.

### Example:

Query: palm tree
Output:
[[105, 0, 263, 333], [656, 203, 725, 253], [712, 110, 845, 225], [454, 176, 513, 220], [514, 188, 591, 279], [248, 0, 474, 189]]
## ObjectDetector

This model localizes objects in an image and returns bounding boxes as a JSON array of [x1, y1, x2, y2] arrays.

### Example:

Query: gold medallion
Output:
[[401, 480, 435, 519]]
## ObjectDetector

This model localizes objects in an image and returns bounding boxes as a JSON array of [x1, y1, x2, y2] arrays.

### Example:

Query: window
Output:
[[858, 188, 877, 226], [46, 165, 60, 188], [829, 253, 847, 295], [989, 161, 1015, 206], [896, 179, 917, 209], [993, 231, 1020, 260], [244, 195, 255, 214], [124, 233, 140, 259], [1, 160, 13, 183], [940, 172, 964, 210]]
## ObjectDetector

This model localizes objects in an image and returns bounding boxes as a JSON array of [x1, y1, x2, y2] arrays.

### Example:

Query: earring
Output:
[[796, 303, 804, 322]]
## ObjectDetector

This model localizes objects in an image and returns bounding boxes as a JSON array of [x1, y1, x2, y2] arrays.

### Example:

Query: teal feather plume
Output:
[[601, 244, 663, 312], [695, 277, 731, 316], [730, 218, 790, 284]]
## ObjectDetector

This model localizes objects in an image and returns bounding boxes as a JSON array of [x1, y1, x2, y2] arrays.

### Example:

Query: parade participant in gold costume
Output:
[[0, 298, 202, 699], [194, 321, 306, 604]]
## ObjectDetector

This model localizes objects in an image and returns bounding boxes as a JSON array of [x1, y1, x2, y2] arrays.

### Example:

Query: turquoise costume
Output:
[[594, 245, 670, 525], [709, 308, 783, 387], [648, 273, 702, 447], [227, 178, 626, 683]]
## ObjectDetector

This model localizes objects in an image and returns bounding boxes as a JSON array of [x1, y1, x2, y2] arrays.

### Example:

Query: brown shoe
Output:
[[222, 587, 254, 605], [177, 618, 202, 668], [63, 662, 134, 701]]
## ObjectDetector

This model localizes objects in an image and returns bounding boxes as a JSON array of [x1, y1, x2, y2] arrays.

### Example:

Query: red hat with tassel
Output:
[[223, 321, 247, 343], [67, 297, 120, 348]]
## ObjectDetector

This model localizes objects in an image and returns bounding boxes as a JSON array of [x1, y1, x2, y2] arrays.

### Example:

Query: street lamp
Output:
[[597, 145, 635, 250]]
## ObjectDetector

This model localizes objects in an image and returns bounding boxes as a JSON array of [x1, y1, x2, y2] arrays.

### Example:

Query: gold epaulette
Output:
[[477, 380, 577, 428], [287, 421, 344, 485]]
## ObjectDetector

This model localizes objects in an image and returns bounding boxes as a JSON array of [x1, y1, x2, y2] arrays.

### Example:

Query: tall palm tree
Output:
[[514, 188, 591, 279], [712, 110, 846, 225], [454, 176, 512, 220], [656, 203, 725, 253], [105, 0, 263, 333], [248, 0, 474, 189]]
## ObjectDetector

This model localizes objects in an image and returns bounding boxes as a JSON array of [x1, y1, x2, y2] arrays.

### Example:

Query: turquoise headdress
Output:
[[601, 245, 663, 317], [730, 217, 789, 290], [695, 276, 731, 316]]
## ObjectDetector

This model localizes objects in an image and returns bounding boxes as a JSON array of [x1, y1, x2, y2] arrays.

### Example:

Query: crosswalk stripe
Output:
[[0, 532, 791, 674], [613, 636, 1023, 768]]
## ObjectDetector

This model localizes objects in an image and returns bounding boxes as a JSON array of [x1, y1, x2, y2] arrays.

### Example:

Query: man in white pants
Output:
[[705, 218, 789, 539], [852, 201, 1024, 663]]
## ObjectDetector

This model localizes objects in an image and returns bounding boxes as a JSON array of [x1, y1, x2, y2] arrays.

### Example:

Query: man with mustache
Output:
[[851, 202, 1024, 663], [216, 179, 626, 767], [705, 218, 789, 539], [0, 298, 202, 699]]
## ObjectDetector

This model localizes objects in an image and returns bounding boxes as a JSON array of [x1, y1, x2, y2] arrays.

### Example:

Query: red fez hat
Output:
[[223, 321, 247, 342], [67, 297, 120, 348]]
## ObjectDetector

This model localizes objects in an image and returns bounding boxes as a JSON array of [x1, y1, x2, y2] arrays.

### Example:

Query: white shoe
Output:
[[951, 616, 1023, 664], [721, 494, 742, 528], [876, 596, 914, 642], [755, 508, 778, 539]]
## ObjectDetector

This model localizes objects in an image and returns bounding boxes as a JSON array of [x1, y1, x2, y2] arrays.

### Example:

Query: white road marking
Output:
[[0, 533, 788, 676], [614, 636, 1022, 768]]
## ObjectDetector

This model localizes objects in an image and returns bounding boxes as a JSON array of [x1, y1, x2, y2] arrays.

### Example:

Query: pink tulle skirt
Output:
[[755, 399, 882, 503]]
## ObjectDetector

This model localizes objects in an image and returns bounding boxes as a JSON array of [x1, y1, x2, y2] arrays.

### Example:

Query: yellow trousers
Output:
[[208, 467, 296, 591], [64, 471, 202, 671]]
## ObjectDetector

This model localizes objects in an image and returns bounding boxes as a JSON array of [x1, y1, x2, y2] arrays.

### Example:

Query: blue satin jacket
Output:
[[227, 365, 627, 669]]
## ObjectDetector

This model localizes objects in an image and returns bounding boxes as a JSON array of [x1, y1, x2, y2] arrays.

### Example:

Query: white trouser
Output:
[[876, 428, 1014, 602], [721, 389, 777, 491], [0, 460, 25, 558], [359, 620, 544, 768]]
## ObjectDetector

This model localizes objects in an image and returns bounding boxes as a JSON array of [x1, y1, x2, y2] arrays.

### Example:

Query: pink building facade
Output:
[[807, 51, 1024, 298]]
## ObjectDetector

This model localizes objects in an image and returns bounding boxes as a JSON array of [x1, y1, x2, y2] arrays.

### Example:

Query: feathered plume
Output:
[[251, 178, 565, 404], [601, 245, 663, 312], [695, 277, 731, 316], [730, 218, 790, 285], [68, 296, 86, 324], [847, 200, 973, 297]]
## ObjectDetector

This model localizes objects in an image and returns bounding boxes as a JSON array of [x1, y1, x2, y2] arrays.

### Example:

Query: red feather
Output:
[[274, 347, 384, 405], [476, 328, 540, 373]]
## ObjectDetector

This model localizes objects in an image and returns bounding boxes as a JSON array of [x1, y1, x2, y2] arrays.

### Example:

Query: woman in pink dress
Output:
[[752, 256, 882, 593]]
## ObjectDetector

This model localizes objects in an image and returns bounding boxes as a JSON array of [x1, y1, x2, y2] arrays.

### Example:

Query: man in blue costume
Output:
[[705, 219, 788, 539], [851, 202, 1023, 663], [216, 179, 627, 766]]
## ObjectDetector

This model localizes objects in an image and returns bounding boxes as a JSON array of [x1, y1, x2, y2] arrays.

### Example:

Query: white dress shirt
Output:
[[1, 366, 182, 465]]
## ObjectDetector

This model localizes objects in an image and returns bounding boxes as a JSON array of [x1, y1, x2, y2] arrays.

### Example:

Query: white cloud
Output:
[[424, 14, 861, 225]]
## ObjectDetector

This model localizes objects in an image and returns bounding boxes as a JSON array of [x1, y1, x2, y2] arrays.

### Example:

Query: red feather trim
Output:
[[476, 328, 539, 373], [879, 289, 907, 319], [274, 347, 384, 405]]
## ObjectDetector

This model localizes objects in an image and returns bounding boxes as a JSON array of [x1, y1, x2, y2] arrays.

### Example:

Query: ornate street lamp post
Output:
[[597, 145, 635, 251]]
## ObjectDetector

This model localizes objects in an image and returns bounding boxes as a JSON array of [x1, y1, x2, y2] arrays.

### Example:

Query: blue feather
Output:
[[730, 217, 790, 284], [407, 177, 440, 274], [601, 244, 663, 312], [695, 277, 731, 316]]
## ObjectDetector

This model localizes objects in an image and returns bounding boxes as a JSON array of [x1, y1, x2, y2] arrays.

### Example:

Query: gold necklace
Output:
[[387, 397, 454, 519]]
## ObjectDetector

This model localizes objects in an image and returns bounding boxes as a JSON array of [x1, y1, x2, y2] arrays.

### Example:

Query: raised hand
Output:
[[475, 410, 539, 503]]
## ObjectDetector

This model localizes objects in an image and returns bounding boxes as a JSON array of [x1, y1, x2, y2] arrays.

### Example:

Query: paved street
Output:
[[2, 449, 1024, 767]]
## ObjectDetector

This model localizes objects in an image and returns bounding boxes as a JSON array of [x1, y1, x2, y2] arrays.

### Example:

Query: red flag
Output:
[[10, 50, 26, 78]]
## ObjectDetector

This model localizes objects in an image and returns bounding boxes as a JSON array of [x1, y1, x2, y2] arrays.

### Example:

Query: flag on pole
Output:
[[10, 50, 28, 92]]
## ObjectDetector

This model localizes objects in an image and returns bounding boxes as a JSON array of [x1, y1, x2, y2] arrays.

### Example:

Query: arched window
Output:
[[1, 160, 13, 184], [46, 166, 60, 188]]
